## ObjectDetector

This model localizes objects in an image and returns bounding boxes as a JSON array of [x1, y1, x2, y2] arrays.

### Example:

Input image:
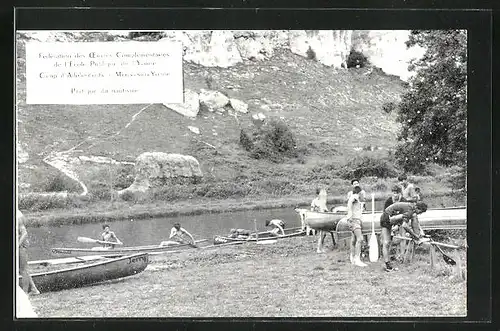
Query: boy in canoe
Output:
[[265, 219, 286, 236], [380, 201, 428, 271], [17, 211, 40, 295], [347, 186, 367, 267], [101, 224, 123, 248], [168, 223, 198, 247]]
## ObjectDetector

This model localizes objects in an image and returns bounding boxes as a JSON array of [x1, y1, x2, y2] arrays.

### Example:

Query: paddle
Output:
[[256, 240, 278, 245], [433, 242, 457, 266], [77, 236, 123, 246], [254, 219, 259, 243], [393, 235, 457, 265], [369, 193, 379, 262]]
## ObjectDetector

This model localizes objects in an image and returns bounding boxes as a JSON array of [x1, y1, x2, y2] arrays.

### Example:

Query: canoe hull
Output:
[[334, 207, 467, 240], [28, 253, 149, 293], [303, 211, 346, 231], [51, 239, 206, 256]]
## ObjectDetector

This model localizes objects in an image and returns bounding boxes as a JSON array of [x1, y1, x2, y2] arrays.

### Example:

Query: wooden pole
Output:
[[453, 250, 463, 280], [430, 245, 437, 269]]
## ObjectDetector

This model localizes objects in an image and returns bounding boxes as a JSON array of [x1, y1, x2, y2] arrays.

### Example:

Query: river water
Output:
[[27, 195, 464, 260]]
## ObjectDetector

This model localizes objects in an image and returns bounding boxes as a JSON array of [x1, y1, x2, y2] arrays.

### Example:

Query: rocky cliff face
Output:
[[20, 30, 424, 81], [119, 152, 203, 194]]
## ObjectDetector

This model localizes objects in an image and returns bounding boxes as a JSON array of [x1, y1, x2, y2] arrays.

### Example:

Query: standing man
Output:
[[17, 211, 40, 295], [347, 179, 367, 211], [347, 186, 367, 267], [379, 201, 428, 271]]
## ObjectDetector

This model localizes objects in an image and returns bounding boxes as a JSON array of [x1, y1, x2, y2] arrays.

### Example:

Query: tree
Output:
[[395, 30, 467, 175]]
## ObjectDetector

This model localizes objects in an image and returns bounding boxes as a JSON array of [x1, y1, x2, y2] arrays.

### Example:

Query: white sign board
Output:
[[25, 41, 183, 104]]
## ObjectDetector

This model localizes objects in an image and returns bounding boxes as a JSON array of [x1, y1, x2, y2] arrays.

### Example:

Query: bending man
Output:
[[380, 201, 428, 271]]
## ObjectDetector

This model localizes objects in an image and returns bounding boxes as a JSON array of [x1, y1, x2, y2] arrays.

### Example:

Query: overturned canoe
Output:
[[24, 253, 149, 293], [302, 211, 346, 231], [335, 207, 466, 240], [51, 239, 207, 256]]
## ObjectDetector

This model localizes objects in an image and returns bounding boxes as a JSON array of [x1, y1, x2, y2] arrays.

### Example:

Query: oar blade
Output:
[[77, 236, 98, 243], [368, 234, 379, 262]]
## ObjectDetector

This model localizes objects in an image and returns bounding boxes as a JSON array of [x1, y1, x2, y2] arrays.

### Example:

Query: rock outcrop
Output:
[[229, 98, 249, 114], [289, 30, 352, 68], [199, 89, 230, 112], [17, 143, 29, 164], [351, 30, 425, 81], [163, 89, 200, 118], [18, 30, 425, 81], [182, 30, 243, 68], [120, 152, 203, 194]]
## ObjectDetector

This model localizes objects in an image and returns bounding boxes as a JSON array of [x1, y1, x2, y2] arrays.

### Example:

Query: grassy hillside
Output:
[[16, 36, 462, 216]]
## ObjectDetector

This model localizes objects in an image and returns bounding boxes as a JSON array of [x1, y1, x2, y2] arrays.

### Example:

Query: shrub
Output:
[[120, 190, 137, 202], [338, 154, 398, 179], [32, 171, 82, 193], [239, 129, 254, 152], [128, 32, 163, 40], [447, 166, 466, 191], [306, 46, 317, 60], [382, 101, 397, 114], [346, 49, 369, 68], [198, 182, 252, 199], [370, 181, 388, 192], [88, 182, 113, 201], [113, 166, 135, 190], [150, 186, 187, 201], [19, 193, 69, 211], [243, 119, 298, 163], [255, 179, 296, 195]]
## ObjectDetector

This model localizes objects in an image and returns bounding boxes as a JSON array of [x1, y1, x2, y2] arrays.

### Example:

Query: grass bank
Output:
[[22, 189, 464, 228], [28, 234, 466, 317]]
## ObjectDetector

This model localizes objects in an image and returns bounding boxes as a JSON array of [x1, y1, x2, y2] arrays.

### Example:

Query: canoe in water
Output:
[[51, 239, 207, 256], [335, 207, 466, 240], [23, 253, 149, 293]]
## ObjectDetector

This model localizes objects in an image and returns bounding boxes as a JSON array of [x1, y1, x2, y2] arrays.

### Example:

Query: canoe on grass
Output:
[[213, 228, 305, 245], [51, 239, 207, 256], [334, 207, 466, 240], [23, 253, 149, 293], [298, 206, 465, 233]]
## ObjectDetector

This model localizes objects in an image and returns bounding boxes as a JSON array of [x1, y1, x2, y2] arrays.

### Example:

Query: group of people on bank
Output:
[[311, 175, 428, 272]]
